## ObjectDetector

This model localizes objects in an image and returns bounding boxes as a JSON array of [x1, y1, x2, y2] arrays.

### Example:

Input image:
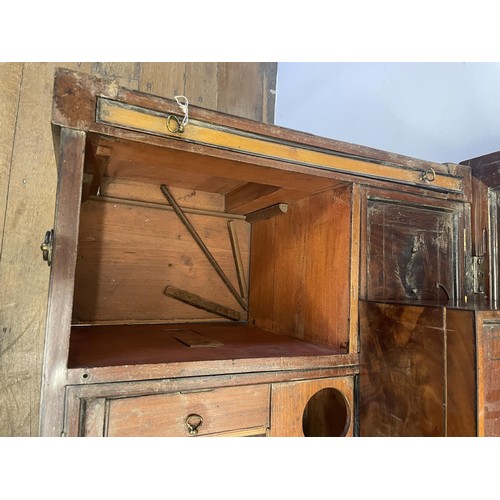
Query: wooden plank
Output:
[[91, 62, 140, 90], [348, 184, 361, 353], [164, 286, 242, 321], [446, 309, 476, 436], [217, 63, 277, 123], [99, 177, 226, 212], [227, 220, 248, 299], [40, 128, 87, 437], [246, 203, 288, 224], [139, 63, 187, 98], [0, 63, 22, 254], [184, 63, 218, 110], [227, 188, 306, 215], [225, 182, 281, 212], [171, 330, 224, 348], [0, 63, 92, 437]]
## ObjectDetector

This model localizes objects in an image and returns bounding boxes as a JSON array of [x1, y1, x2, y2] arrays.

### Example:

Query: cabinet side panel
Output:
[[446, 309, 476, 436], [359, 301, 445, 436], [249, 185, 352, 349], [477, 315, 500, 436], [40, 128, 86, 436]]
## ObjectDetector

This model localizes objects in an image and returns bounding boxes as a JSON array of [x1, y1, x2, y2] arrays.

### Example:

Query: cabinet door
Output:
[[359, 301, 446, 436], [361, 189, 468, 302]]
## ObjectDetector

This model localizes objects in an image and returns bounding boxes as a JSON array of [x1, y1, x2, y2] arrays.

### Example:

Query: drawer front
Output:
[[106, 384, 270, 437]]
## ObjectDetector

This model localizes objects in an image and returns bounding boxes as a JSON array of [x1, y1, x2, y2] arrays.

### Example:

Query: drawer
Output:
[[106, 384, 270, 437]]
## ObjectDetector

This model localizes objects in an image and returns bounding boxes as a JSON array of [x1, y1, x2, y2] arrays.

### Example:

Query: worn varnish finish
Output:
[[476, 311, 500, 436], [361, 188, 467, 303], [360, 301, 479, 437], [461, 152, 500, 303], [105, 384, 270, 437], [359, 301, 446, 436], [446, 309, 476, 436], [29, 68, 500, 437], [0, 62, 277, 436], [39, 129, 87, 437]]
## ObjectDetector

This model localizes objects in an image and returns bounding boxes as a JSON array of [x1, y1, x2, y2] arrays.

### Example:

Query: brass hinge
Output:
[[472, 256, 486, 294]]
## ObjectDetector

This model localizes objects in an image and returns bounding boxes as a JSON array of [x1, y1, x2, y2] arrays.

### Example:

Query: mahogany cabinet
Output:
[[39, 68, 497, 437]]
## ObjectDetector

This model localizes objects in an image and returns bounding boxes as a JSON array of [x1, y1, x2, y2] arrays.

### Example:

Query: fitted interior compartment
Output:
[[69, 135, 354, 366]]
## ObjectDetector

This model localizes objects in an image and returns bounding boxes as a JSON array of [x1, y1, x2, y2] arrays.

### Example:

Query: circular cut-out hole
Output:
[[302, 387, 350, 437]]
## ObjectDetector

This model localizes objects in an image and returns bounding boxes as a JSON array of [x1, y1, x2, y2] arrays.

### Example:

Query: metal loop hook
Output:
[[166, 114, 184, 133], [185, 413, 203, 435], [420, 167, 436, 183]]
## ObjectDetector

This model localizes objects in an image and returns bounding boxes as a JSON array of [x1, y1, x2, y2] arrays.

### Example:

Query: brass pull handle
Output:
[[40, 229, 54, 266], [166, 114, 185, 133], [420, 167, 436, 183], [185, 413, 203, 435]]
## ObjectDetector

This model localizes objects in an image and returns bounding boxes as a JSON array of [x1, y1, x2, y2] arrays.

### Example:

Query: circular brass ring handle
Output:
[[420, 167, 436, 183], [185, 413, 203, 435], [166, 114, 184, 133]]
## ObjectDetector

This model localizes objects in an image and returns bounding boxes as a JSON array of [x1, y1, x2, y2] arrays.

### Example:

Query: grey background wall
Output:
[[275, 62, 500, 164]]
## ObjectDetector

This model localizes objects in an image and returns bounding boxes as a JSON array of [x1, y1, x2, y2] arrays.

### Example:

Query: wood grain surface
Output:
[[359, 301, 446, 436], [0, 62, 277, 436], [249, 185, 352, 351]]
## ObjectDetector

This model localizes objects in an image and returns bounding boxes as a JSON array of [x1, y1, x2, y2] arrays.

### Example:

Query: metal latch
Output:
[[41, 229, 54, 266], [472, 256, 486, 294]]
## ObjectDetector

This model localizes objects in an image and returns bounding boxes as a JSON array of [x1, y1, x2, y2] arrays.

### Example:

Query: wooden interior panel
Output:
[[445, 309, 476, 436], [96, 136, 341, 197], [249, 185, 352, 350], [359, 301, 446, 436], [365, 198, 458, 302], [106, 383, 270, 437], [68, 323, 341, 368], [99, 178, 226, 212], [72, 198, 250, 323]]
